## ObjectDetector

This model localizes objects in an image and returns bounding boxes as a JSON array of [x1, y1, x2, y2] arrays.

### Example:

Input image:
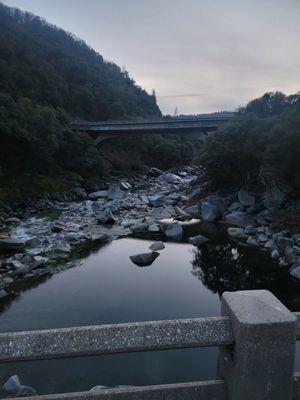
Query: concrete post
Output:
[[218, 290, 296, 400]]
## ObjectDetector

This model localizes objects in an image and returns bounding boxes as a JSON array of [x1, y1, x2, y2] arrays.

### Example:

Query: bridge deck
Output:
[[71, 116, 233, 135]]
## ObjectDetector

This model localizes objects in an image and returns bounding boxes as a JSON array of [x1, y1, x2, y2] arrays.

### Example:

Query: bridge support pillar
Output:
[[218, 290, 296, 400]]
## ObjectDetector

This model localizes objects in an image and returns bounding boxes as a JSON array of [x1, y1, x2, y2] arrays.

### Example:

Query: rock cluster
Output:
[[196, 190, 300, 279], [0, 166, 299, 296], [0, 167, 203, 293]]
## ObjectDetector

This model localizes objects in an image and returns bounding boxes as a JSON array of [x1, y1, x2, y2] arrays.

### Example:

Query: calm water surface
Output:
[[0, 233, 299, 394]]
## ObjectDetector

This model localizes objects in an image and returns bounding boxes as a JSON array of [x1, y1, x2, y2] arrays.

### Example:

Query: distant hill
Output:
[[0, 2, 161, 121], [0, 2, 167, 195]]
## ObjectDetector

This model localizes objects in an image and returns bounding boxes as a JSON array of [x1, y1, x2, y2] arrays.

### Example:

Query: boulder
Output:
[[18, 386, 37, 397], [285, 246, 297, 265], [188, 234, 209, 246], [227, 227, 248, 240], [201, 196, 226, 222], [148, 193, 166, 207], [165, 222, 183, 241], [148, 224, 160, 233], [264, 182, 286, 209], [271, 249, 280, 259], [130, 252, 160, 267], [149, 241, 165, 251], [257, 233, 268, 243], [224, 212, 254, 228], [255, 209, 272, 226], [148, 167, 162, 177], [246, 237, 260, 247], [184, 205, 201, 218], [96, 209, 116, 224], [228, 202, 244, 212], [88, 190, 108, 200], [131, 222, 149, 232], [244, 225, 256, 235], [9, 260, 29, 275], [264, 240, 275, 250], [2, 375, 21, 396], [107, 187, 125, 201], [290, 265, 300, 279], [120, 181, 132, 191], [0, 238, 27, 253], [292, 234, 300, 244], [161, 172, 181, 184], [72, 187, 87, 200], [0, 289, 8, 299], [238, 190, 255, 206], [273, 234, 294, 253], [3, 277, 14, 285], [91, 233, 111, 244]]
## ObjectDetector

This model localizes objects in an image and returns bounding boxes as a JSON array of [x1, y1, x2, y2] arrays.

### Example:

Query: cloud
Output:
[[3, 0, 300, 114]]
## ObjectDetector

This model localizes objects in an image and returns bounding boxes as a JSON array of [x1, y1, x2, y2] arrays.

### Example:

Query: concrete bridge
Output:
[[71, 115, 233, 144], [1, 290, 300, 399]]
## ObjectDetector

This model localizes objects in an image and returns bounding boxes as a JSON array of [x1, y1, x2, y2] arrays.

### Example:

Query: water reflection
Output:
[[190, 240, 300, 310]]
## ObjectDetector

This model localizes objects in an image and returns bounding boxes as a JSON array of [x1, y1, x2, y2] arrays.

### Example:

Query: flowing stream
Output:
[[1, 228, 300, 395]]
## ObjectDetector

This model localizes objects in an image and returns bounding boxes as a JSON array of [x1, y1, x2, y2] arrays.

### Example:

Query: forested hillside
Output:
[[0, 2, 196, 202], [198, 92, 300, 193], [0, 3, 160, 121]]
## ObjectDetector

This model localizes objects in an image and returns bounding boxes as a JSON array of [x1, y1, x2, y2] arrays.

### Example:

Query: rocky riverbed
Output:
[[0, 165, 299, 302]]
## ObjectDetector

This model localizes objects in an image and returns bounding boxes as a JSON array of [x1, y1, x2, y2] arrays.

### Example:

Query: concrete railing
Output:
[[1, 290, 300, 399]]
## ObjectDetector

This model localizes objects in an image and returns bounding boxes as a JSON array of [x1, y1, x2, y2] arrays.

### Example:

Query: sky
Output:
[[2, 0, 300, 115]]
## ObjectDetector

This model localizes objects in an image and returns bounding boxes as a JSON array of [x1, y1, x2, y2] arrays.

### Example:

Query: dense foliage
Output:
[[198, 92, 300, 192], [0, 2, 197, 201], [0, 3, 160, 121]]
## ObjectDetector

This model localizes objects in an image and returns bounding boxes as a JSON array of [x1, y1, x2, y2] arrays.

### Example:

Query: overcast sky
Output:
[[2, 0, 300, 114]]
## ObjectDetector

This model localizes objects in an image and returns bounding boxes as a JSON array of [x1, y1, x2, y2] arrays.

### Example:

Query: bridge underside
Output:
[[86, 127, 213, 145], [72, 117, 232, 145]]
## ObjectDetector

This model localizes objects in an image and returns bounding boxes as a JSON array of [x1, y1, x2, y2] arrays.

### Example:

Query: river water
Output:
[[0, 229, 300, 395]]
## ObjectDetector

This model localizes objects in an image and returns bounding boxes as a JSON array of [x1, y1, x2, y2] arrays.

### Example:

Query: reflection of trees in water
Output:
[[191, 242, 292, 297]]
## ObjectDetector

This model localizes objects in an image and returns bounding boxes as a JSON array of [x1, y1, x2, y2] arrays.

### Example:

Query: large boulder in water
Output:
[[201, 195, 226, 222], [188, 234, 209, 246], [130, 252, 160, 267], [149, 241, 165, 251], [165, 222, 183, 241]]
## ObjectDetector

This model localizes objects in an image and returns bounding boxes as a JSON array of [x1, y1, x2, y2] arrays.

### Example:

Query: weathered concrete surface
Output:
[[218, 290, 297, 400], [0, 317, 233, 362], [6, 380, 227, 400]]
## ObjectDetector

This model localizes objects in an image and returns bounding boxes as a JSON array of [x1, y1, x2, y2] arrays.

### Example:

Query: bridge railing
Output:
[[1, 290, 300, 399], [71, 114, 235, 127]]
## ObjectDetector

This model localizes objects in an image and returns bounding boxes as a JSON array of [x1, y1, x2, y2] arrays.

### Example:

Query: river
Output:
[[1, 228, 300, 395]]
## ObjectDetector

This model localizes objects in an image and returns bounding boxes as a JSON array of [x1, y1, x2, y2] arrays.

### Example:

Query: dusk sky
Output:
[[3, 0, 300, 115]]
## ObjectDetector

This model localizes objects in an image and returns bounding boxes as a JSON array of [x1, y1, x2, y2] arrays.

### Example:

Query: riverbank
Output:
[[0, 166, 299, 300]]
